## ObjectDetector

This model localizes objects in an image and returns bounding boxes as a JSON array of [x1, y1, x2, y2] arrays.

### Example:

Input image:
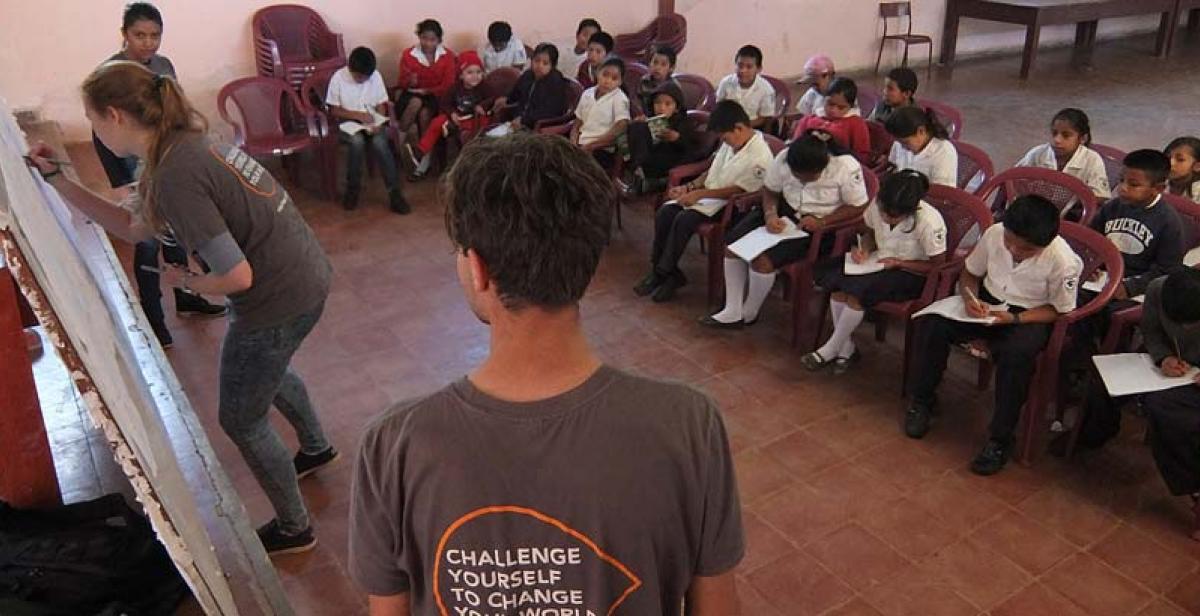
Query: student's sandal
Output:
[[800, 351, 831, 371]]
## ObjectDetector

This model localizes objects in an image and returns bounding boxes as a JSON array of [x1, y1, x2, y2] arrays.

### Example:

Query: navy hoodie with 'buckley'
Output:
[[1089, 195, 1186, 296]]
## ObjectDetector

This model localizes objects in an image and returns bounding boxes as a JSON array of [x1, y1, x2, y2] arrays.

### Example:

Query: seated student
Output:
[[327, 46, 409, 212], [792, 77, 871, 164], [562, 18, 601, 77], [480, 21, 526, 73], [635, 101, 773, 302], [570, 57, 630, 169], [715, 45, 775, 130], [396, 19, 457, 139], [906, 195, 1083, 475], [804, 170, 947, 373], [867, 67, 919, 124], [349, 133, 744, 614], [1165, 136, 1200, 202], [1072, 150, 1185, 450], [625, 80, 699, 196], [1016, 108, 1111, 200], [1139, 270, 1200, 541], [794, 55, 836, 117], [886, 106, 958, 188], [632, 44, 678, 118], [701, 130, 870, 329], [406, 51, 493, 179], [491, 43, 570, 133], [576, 31, 613, 89]]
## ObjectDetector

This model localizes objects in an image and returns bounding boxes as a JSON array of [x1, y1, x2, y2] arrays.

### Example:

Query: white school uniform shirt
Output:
[[574, 86, 630, 146], [715, 74, 776, 121], [325, 67, 388, 112], [865, 200, 948, 261], [889, 137, 959, 188], [795, 88, 826, 117], [559, 42, 589, 77], [763, 152, 869, 218], [480, 36, 527, 73], [965, 224, 1083, 313], [1016, 143, 1112, 199], [704, 130, 775, 192]]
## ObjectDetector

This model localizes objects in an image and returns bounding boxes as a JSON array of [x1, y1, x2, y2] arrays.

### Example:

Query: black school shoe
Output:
[[651, 270, 688, 303], [388, 188, 411, 215], [342, 186, 360, 211], [175, 291, 228, 318], [256, 520, 316, 555], [970, 438, 1013, 476], [633, 271, 663, 296], [904, 402, 934, 439], [294, 447, 340, 480]]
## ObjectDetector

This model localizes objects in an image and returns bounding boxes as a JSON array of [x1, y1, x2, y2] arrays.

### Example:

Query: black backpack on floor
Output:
[[0, 493, 189, 616]]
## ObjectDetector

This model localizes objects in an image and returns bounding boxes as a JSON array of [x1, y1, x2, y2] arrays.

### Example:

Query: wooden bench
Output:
[[940, 0, 1186, 79]]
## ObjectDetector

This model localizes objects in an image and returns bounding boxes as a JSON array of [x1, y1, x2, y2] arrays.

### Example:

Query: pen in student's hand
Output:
[[856, 233, 864, 254], [24, 155, 73, 167], [963, 286, 984, 312]]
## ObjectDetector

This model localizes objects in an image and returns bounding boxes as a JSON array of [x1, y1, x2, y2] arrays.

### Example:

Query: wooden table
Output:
[[940, 0, 1183, 79]]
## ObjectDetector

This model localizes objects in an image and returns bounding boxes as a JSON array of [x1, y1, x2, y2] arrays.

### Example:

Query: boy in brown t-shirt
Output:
[[350, 133, 744, 615]]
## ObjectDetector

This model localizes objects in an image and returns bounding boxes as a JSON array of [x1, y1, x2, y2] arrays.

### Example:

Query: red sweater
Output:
[[397, 45, 457, 98], [794, 113, 872, 165]]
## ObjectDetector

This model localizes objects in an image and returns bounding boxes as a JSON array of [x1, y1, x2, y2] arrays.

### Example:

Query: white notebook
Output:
[[843, 252, 886, 276], [911, 295, 999, 324], [1093, 353, 1199, 396], [661, 197, 728, 217], [727, 219, 809, 262]]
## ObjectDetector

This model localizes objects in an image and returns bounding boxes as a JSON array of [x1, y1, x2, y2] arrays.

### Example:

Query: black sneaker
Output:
[[294, 447, 340, 480], [904, 403, 933, 439], [970, 438, 1012, 476], [651, 270, 688, 303], [388, 188, 411, 215], [256, 519, 316, 555], [342, 186, 360, 211], [633, 271, 663, 297], [175, 291, 228, 318]]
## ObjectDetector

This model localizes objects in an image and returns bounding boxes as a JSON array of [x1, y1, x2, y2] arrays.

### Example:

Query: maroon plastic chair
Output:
[[532, 79, 585, 133], [674, 73, 716, 112], [857, 91, 880, 118], [952, 140, 995, 194], [624, 62, 650, 114], [787, 168, 881, 350], [1098, 193, 1200, 355], [875, 1, 933, 76], [678, 134, 787, 306], [761, 75, 794, 138], [297, 69, 339, 198], [979, 167, 1098, 225], [850, 185, 993, 396], [252, 5, 346, 91], [922, 99, 963, 139], [218, 76, 332, 197], [1089, 143, 1128, 193], [613, 14, 687, 62]]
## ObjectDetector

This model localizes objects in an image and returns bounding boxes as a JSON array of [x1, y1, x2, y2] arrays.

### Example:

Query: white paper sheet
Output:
[[486, 123, 514, 137], [1093, 353, 1199, 396], [911, 295, 998, 324], [339, 108, 390, 136], [727, 218, 809, 262], [660, 197, 728, 217], [1082, 270, 1109, 294], [842, 252, 886, 276], [1186, 246, 1200, 268]]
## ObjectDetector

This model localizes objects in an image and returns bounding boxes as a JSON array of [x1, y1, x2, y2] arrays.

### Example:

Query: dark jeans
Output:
[[911, 307, 1052, 441], [1145, 384, 1200, 496], [219, 303, 330, 534], [340, 131, 398, 192], [134, 236, 189, 328], [651, 203, 711, 275]]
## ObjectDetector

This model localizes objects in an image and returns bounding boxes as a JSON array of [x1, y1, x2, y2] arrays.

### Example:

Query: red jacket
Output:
[[794, 113, 872, 165], [576, 59, 595, 88], [397, 45, 457, 98]]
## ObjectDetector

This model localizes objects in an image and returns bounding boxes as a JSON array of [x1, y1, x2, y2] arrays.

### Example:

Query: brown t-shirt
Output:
[[152, 133, 331, 331], [349, 366, 744, 614]]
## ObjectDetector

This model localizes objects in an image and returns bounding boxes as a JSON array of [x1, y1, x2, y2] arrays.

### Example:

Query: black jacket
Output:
[[507, 69, 570, 129]]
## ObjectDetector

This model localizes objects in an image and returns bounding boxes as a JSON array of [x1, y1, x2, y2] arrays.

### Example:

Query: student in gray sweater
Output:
[[1140, 271, 1200, 541]]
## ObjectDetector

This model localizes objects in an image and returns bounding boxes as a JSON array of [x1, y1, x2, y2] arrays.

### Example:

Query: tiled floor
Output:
[[34, 32, 1200, 615]]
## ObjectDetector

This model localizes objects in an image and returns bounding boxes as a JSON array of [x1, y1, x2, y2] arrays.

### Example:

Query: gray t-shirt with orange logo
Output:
[[349, 366, 744, 614]]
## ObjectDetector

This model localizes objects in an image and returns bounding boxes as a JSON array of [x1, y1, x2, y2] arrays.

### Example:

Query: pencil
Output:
[[23, 155, 73, 166]]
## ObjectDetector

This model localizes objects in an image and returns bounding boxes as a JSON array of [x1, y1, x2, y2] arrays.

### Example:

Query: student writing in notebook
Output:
[[906, 196, 1082, 475]]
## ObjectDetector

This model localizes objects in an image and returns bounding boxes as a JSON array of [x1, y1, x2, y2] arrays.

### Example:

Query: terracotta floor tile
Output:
[[735, 575, 782, 616], [800, 406, 901, 459], [859, 567, 978, 616], [1166, 570, 1200, 615], [908, 473, 1009, 535], [745, 552, 855, 616], [1090, 524, 1198, 593], [853, 438, 955, 493], [762, 429, 847, 480], [803, 523, 910, 591], [969, 510, 1076, 575], [916, 538, 1031, 611], [991, 583, 1091, 616], [858, 497, 960, 561], [755, 484, 850, 547], [735, 448, 799, 506], [806, 463, 903, 525], [1017, 486, 1122, 548], [823, 597, 885, 616], [739, 511, 798, 574], [1042, 553, 1154, 616], [1136, 598, 1193, 616]]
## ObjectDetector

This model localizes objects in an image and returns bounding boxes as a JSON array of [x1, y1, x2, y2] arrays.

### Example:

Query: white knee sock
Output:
[[711, 258, 747, 323], [817, 305, 865, 360], [743, 271, 777, 322], [829, 297, 846, 325]]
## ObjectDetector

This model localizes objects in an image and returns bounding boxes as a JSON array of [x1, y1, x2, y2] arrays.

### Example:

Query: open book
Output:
[[661, 197, 727, 217], [339, 108, 390, 136], [727, 218, 809, 262], [911, 295, 1000, 324], [843, 252, 886, 276], [1093, 353, 1200, 396], [647, 114, 671, 143]]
